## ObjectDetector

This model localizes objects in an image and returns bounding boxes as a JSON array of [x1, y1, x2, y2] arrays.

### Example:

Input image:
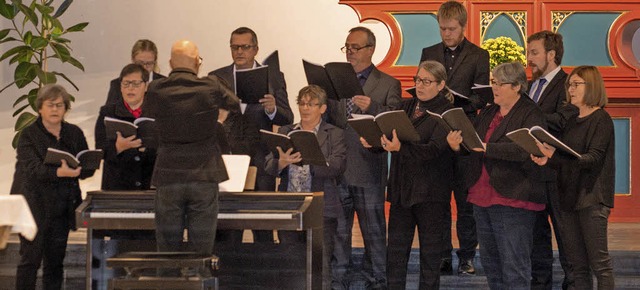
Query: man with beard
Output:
[[526, 30, 578, 290]]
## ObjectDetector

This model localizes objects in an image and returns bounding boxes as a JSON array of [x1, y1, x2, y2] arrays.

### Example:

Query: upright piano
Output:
[[76, 190, 323, 290]]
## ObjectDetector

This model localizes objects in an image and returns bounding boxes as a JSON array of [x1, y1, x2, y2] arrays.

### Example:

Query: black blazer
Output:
[[209, 63, 294, 131], [142, 68, 240, 186], [105, 72, 165, 106], [420, 38, 490, 113], [387, 95, 454, 207], [210, 63, 293, 191], [527, 69, 578, 136], [462, 96, 547, 204], [265, 121, 346, 218], [94, 101, 156, 190], [13, 118, 95, 229]]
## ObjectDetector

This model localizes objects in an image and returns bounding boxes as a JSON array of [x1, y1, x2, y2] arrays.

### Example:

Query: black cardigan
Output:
[[13, 117, 95, 229], [549, 108, 615, 211], [386, 94, 455, 207], [461, 96, 548, 204], [94, 101, 156, 190]]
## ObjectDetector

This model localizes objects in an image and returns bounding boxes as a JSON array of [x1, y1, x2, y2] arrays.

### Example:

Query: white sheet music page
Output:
[[219, 154, 251, 192]]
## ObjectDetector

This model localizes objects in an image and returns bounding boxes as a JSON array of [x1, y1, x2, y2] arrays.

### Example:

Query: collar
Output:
[[232, 60, 258, 74], [293, 121, 321, 133], [36, 116, 66, 140], [444, 38, 467, 53], [169, 67, 197, 76], [539, 66, 562, 84], [356, 64, 375, 79], [123, 100, 142, 118]]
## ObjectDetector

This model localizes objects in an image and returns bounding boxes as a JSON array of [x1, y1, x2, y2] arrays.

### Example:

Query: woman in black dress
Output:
[[532, 65, 615, 289]]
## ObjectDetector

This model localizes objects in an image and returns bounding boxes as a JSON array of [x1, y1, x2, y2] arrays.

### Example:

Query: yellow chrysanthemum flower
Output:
[[481, 36, 527, 70]]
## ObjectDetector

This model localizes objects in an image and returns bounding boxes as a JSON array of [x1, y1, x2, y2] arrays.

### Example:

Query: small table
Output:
[[0, 195, 37, 249]]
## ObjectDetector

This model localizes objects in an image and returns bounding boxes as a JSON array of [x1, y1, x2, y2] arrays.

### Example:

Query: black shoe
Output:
[[440, 258, 453, 275], [457, 259, 476, 276]]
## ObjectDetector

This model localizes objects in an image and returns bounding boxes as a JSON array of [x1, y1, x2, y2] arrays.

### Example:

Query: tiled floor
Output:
[[2, 220, 640, 289]]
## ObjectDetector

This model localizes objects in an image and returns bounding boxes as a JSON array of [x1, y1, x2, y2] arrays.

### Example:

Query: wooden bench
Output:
[[107, 252, 219, 290]]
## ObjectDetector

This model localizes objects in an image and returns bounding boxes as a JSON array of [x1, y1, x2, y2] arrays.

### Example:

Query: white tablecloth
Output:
[[0, 195, 37, 240]]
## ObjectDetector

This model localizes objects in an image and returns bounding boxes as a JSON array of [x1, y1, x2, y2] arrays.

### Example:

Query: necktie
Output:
[[532, 78, 547, 103], [346, 99, 354, 118], [347, 74, 367, 118]]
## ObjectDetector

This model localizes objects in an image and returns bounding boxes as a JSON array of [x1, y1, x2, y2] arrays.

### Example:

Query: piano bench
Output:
[[107, 252, 219, 290]]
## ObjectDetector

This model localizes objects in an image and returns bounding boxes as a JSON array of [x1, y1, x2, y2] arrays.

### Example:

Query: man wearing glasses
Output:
[[210, 28, 294, 228], [327, 26, 401, 289], [142, 39, 240, 257], [419, 0, 490, 276]]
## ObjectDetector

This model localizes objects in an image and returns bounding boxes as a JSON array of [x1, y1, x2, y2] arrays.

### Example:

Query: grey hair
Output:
[[492, 62, 528, 95]]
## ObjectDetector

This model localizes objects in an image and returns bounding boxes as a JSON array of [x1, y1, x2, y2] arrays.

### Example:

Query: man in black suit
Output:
[[419, 0, 490, 276], [105, 39, 166, 105], [209, 27, 293, 191], [329, 26, 401, 289], [143, 39, 239, 255], [210, 27, 294, 243], [527, 30, 577, 290]]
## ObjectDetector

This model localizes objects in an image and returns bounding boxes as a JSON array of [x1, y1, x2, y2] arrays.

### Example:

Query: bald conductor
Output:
[[142, 40, 240, 255]]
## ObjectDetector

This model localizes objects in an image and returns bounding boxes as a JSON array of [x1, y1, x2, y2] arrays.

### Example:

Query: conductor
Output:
[[142, 40, 240, 254]]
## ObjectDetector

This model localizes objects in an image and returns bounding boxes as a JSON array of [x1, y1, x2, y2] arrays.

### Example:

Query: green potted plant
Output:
[[0, 0, 88, 147], [481, 36, 527, 70]]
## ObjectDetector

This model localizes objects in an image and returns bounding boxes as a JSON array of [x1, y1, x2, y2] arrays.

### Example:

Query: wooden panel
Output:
[[340, 0, 640, 221], [339, 0, 640, 99], [607, 104, 639, 222]]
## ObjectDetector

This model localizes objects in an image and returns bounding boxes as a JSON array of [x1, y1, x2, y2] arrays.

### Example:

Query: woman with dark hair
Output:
[[362, 60, 454, 289], [532, 65, 615, 289], [105, 39, 166, 105], [95, 63, 156, 190], [13, 84, 96, 290], [447, 62, 547, 289]]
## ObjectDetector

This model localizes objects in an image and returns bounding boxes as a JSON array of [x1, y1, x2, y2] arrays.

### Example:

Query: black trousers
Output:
[[442, 188, 477, 261], [388, 201, 448, 290], [531, 181, 573, 290], [155, 182, 219, 254], [16, 215, 70, 290], [558, 204, 614, 290]]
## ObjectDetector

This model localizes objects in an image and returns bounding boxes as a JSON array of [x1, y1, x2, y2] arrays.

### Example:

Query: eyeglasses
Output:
[[565, 81, 587, 89], [121, 80, 146, 88], [490, 80, 514, 87], [340, 45, 372, 53], [135, 60, 156, 67], [297, 102, 321, 108], [44, 102, 65, 109], [413, 76, 437, 86], [230, 44, 256, 51]]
